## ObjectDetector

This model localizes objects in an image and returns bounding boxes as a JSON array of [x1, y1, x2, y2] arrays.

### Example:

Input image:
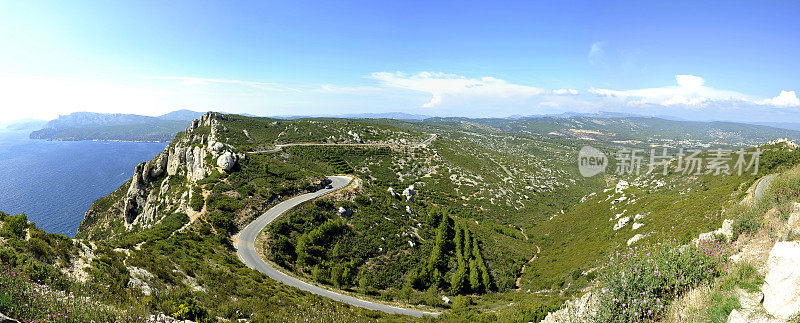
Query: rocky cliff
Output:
[[77, 112, 245, 238]]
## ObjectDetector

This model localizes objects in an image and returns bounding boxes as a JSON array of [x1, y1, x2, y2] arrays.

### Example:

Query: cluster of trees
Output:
[[449, 224, 491, 294], [399, 210, 493, 297], [760, 148, 800, 174]]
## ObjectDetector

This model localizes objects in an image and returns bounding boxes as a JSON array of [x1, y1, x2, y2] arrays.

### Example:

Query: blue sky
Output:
[[1, 0, 799, 122]]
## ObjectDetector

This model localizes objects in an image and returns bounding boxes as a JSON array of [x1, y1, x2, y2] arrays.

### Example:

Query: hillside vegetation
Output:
[[2, 112, 797, 321]]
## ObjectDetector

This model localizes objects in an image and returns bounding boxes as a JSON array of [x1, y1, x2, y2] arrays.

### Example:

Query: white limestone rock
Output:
[[337, 207, 352, 217], [542, 292, 598, 323], [208, 140, 225, 152], [762, 241, 800, 320], [613, 216, 630, 231], [627, 234, 645, 246], [402, 185, 416, 202], [216, 151, 237, 172], [128, 266, 155, 295], [699, 219, 734, 241]]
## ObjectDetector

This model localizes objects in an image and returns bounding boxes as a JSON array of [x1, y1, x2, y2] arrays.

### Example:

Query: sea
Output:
[[0, 129, 167, 237]]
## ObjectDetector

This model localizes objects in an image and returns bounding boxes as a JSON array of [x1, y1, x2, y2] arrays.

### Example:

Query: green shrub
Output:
[[190, 186, 204, 212], [1, 213, 28, 238], [732, 211, 761, 240], [704, 291, 740, 323], [722, 262, 763, 292], [596, 240, 730, 322], [172, 299, 208, 321]]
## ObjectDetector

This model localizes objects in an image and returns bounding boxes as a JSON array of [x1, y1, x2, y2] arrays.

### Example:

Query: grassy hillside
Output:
[[7, 111, 798, 321]]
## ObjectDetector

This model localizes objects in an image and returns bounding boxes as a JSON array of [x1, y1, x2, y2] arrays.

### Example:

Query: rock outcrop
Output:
[[122, 112, 239, 227], [761, 240, 800, 320]]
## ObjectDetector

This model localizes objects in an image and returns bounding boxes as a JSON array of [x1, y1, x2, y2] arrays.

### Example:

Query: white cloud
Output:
[[589, 74, 799, 110], [758, 90, 800, 107], [368, 72, 545, 108], [589, 41, 606, 65], [589, 74, 748, 107], [553, 88, 579, 95]]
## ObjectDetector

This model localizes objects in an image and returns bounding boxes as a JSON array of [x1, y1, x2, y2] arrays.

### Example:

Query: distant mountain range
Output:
[[24, 109, 800, 145], [425, 115, 800, 148], [29, 110, 203, 142], [269, 112, 429, 120], [1, 118, 47, 131]]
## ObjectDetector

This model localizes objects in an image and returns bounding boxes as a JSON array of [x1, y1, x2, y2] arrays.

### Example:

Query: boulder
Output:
[[402, 185, 416, 202], [762, 241, 800, 319], [216, 151, 237, 172], [208, 140, 225, 152], [388, 187, 398, 198]]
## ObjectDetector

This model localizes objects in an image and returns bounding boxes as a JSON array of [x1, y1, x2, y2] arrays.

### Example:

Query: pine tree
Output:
[[469, 258, 482, 293], [450, 266, 468, 294], [464, 230, 473, 259]]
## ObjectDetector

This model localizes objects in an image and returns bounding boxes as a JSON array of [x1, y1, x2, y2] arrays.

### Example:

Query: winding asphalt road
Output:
[[235, 175, 439, 318], [754, 174, 777, 203]]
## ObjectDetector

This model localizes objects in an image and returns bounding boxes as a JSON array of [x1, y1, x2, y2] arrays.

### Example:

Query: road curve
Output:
[[754, 174, 777, 203], [235, 175, 439, 318]]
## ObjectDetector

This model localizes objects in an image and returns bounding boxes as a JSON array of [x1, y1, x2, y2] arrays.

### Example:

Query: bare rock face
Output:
[[185, 146, 208, 182], [762, 241, 800, 319], [216, 151, 237, 172]]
